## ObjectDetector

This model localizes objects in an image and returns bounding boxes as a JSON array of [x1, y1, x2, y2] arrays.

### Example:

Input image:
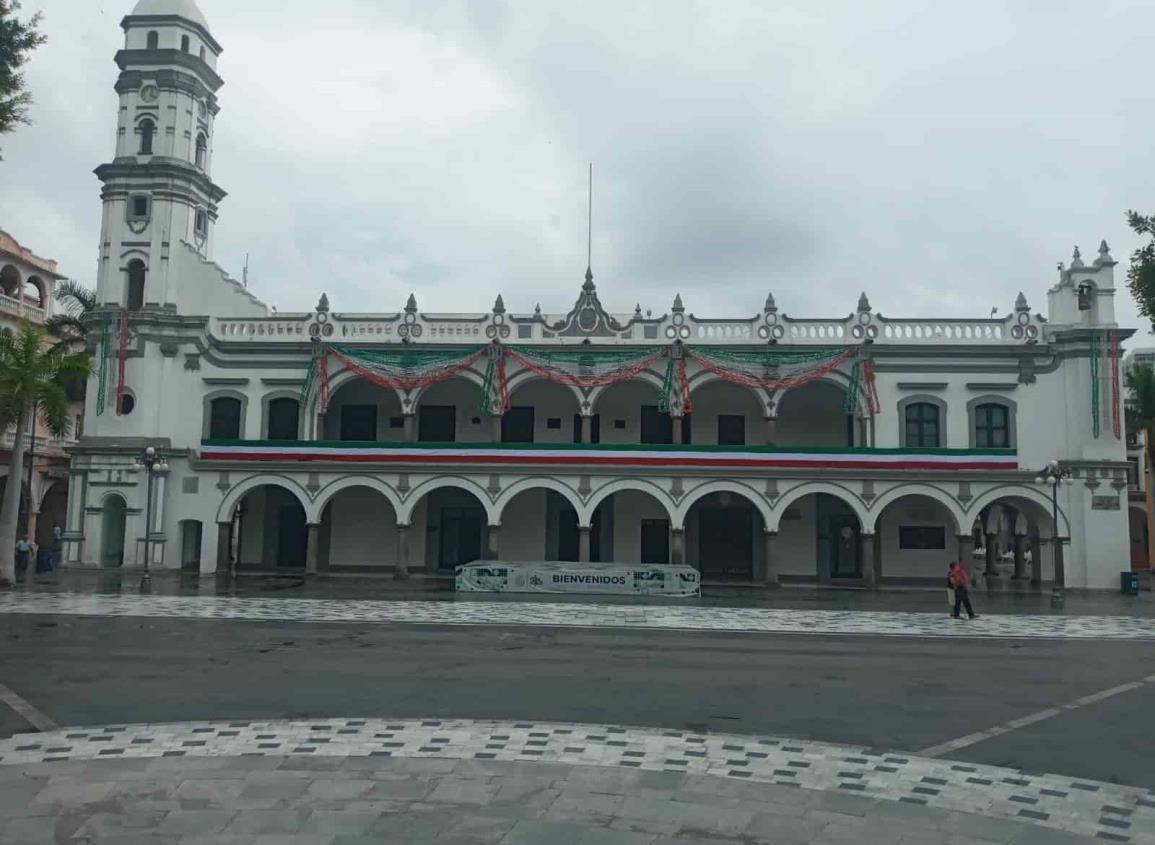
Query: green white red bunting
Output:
[[200, 442, 1016, 471]]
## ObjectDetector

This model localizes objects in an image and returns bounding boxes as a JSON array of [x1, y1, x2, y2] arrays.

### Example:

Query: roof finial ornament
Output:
[[1095, 239, 1115, 266], [534, 303, 542, 318], [405, 293, 418, 314], [493, 294, 505, 314], [672, 293, 684, 313], [634, 303, 642, 318], [1014, 291, 1029, 312], [1070, 246, 1084, 268], [764, 292, 777, 313], [582, 162, 596, 294], [857, 292, 871, 313], [316, 293, 330, 313]]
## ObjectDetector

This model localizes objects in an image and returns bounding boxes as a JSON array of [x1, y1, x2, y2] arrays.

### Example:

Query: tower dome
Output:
[[129, 0, 209, 29]]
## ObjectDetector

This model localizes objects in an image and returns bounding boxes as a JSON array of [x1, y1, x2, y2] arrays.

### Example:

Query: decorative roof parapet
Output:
[[1095, 240, 1116, 267]]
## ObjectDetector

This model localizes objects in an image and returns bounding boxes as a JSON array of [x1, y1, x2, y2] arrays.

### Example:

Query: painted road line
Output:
[[0, 682, 57, 733], [918, 675, 1152, 758]]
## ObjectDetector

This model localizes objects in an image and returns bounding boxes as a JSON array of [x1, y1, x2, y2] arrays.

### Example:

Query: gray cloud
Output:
[[1, 0, 1152, 338]]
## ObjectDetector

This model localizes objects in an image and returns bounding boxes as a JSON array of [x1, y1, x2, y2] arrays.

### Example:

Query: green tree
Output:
[[0, 0, 47, 159], [1127, 363, 1155, 461], [1126, 211, 1155, 332], [0, 325, 89, 587], [45, 279, 97, 343]]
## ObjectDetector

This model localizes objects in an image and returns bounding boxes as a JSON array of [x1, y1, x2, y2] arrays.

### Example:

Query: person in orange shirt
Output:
[[948, 561, 977, 620]]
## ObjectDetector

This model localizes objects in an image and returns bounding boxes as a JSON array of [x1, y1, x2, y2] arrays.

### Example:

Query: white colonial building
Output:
[[67, 0, 1134, 589]]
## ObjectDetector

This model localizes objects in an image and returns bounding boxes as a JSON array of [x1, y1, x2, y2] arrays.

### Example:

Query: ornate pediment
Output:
[[547, 267, 628, 337]]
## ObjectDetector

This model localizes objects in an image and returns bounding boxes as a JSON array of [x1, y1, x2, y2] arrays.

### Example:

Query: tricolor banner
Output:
[[200, 441, 1017, 471]]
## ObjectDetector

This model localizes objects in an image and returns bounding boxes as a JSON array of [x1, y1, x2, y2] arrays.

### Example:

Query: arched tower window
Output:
[[146, 31, 159, 50], [126, 260, 146, 312], [138, 119, 155, 155], [195, 132, 207, 169], [904, 402, 941, 448], [180, 35, 190, 52], [198, 46, 206, 61]]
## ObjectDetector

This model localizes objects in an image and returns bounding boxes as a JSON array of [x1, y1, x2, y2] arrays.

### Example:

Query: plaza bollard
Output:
[[1120, 571, 1140, 596]]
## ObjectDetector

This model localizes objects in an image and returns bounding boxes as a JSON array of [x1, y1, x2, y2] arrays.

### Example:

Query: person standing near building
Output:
[[948, 561, 977, 620], [14, 535, 34, 575]]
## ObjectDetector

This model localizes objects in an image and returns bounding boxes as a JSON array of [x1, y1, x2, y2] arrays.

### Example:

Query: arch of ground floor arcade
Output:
[[203, 473, 1070, 586]]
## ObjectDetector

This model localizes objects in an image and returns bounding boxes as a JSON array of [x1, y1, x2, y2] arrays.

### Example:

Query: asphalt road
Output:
[[2, 614, 1153, 790]]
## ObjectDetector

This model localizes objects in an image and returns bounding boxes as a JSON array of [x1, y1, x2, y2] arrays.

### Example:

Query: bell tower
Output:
[[94, 0, 225, 311]]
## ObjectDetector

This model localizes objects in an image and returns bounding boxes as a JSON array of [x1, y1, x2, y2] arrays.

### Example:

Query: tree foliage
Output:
[[0, 325, 89, 585], [1126, 210, 1155, 333], [1126, 363, 1155, 462], [46, 279, 97, 342], [0, 0, 46, 159]]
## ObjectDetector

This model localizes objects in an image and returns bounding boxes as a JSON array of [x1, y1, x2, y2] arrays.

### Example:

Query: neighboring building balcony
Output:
[[0, 290, 46, 324]]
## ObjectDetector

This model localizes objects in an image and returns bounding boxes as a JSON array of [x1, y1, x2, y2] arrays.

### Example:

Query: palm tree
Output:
[[45, 279, 97, 343], [0, 325, 89, 587]]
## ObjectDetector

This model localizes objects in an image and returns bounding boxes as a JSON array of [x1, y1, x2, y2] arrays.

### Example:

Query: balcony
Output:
[[200, 440, 1018, 473], [0, 291, 46, 324]]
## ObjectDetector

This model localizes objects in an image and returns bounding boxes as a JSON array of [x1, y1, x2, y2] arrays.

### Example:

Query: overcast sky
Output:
[[2, 0, 1153, 339]]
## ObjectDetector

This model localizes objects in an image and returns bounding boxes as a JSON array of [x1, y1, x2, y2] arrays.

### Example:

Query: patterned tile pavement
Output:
[[3, 592, 1155, 640], [1, 718, 1153, 843]]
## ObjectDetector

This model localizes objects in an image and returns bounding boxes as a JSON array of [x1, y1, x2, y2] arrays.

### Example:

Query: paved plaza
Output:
[[2, 578, 1154, 843], [3, 591, 1155, 641], [2, 717, 1154, 844]]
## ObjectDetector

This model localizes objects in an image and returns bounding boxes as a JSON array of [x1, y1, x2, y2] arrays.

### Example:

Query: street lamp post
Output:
[[1034, 459, 1074, 608], [131, 446, 169, 592]]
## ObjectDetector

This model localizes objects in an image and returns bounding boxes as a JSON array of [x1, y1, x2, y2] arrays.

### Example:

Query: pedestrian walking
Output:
[[948, 561, 977, 620], [14, 535, 34, 575]]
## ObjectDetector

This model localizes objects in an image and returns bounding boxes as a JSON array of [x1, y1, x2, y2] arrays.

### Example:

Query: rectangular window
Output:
[[975, 404, 1010, 448], [1127, 457, 1141, 489], [194, 210, 207, 235], [717, 414, 745, 446], [339, 404, 377, 441], [546, 418, 562, 430], [898, 526, 947, 550], [128, 195, 150, 220], [501, 406, 535, 443], [418, 405, 456, 442], [208, 398, 242, 440], [904, 403, 940, 448]]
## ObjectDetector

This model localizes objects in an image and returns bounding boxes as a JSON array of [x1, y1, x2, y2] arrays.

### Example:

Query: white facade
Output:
[[67, 0, 1135, 589]]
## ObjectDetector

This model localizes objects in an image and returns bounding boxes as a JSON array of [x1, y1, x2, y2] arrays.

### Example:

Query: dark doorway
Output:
[[340, 404, 377, 441], [698, 505, 753, 578], [640, 519, 670, 564], [717, 414, 745, 446], [573, 414, 600, 444], [558, 507, 602, 562], [641, 406, 691, 445], [502, 406, 535, 443], [439, 506, 483, 569], [419, 405, 456, 442], [828, 514, 862, 578], [276, 503, 307, 568]]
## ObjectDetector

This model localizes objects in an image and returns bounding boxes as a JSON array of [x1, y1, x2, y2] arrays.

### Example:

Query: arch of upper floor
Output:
[[214, 474, 312, 525], [493, 477, 585, 525], [683, 376, 770, 446], [685, 369, 773, 413], [581, 478, 676, 527], [585, 370, 667, 418], [768, 481, 870, 533], [963, 486, 1069, 537], [0, 264, 20, 298], [673, 480, 773, 531], [406, 369, 488, 412], [311, 476, 403, 525], [773, 378, 857, 447], [319, 373, 405, 442], [503, 368, 585, 414], [866, 484, 967, 535], [398, 475, 497, 526]]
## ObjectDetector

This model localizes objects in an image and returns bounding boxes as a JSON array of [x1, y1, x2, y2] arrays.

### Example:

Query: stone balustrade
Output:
[[0, 292, 46, 324], [209, 308, 1044, 346]]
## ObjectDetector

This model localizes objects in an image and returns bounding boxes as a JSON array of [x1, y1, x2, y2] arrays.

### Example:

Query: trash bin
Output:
[[1121, 571, 1140, 596]]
